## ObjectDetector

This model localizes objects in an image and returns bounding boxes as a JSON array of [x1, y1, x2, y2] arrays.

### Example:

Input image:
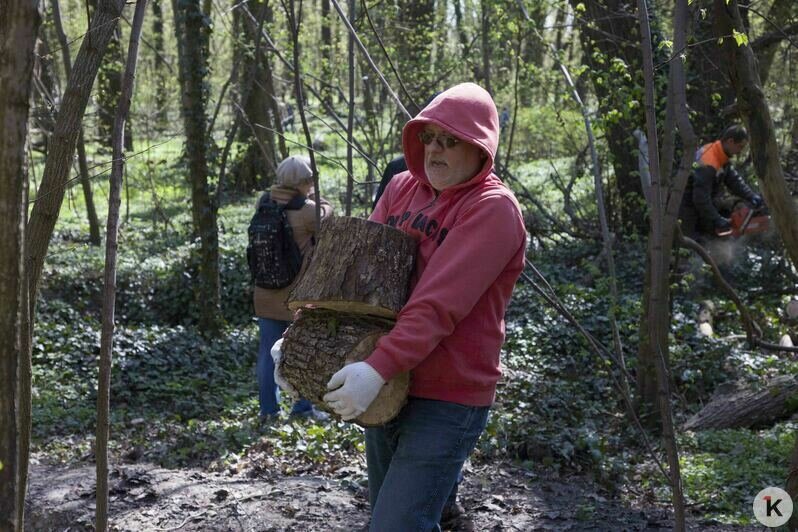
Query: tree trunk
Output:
[[320, 0, 333, 108], [27, 0, 126, 359], [95, 1, 146, 529], [172, 0, 222, 334], [397, 0, 435, 101], [683, 376, 798, 431], [568, 0, 648, 233], [480, 0, 492, 95], [50, 0, 102, 246], [637, 0, 698, 421], [31, 35, 57, 149], [233, 0, 277, 192], [151, 0, 169, 128], [280, 308, 409, 426], [288, 217, 416, 318], [93, 2, 133, 153], [754, 0, 795, 85], [0, 3, 41, 529], [344, 0, 355, 216], [713, 0, 798, 269], [637, 0, 686, 528]]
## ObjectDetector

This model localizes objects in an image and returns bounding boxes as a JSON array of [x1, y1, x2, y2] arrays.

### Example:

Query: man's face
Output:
[[723, 138, 748, 157], [421, 125, 486, 191]]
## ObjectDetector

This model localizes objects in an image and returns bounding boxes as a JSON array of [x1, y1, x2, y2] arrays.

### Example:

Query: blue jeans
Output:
[[257, 318, 313, 416], [365, 398, 489, 532]]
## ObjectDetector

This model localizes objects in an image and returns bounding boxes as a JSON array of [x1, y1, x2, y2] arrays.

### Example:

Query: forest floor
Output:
[[26, 451, 761, 531]]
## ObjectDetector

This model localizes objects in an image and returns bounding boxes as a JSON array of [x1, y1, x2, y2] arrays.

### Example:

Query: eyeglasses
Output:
[[418, 130, 460, 149]]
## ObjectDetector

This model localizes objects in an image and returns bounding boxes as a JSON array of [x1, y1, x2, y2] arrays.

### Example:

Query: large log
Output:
[[288, 217, 416, 318], [683, 375, 798, 431], [279, 308, 409, 427]]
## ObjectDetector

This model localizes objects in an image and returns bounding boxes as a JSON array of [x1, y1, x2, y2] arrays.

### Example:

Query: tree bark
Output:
[[95, 1, 146, 529], [172, 0, 222, 334], [683, 376, 798, 431], [713, 0, 798, 269], [0, 3, 41, 529], [280, 308, 409, 427], [288, 217, 416, 318], [50, 0, 102, 246]]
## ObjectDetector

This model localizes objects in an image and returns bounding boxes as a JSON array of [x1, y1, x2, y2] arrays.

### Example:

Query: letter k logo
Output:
[[764, 495, 783, 517], [754, 487, 792, 526]]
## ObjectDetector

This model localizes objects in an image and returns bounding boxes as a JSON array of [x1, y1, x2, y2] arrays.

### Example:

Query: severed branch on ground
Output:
[[677, 233, 762, 345]]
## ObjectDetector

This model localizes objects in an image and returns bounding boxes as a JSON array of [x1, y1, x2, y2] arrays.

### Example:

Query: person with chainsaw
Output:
[[252, 155, 332, 424], [679, 124, 764, 239], [323, 83, 527, 531]]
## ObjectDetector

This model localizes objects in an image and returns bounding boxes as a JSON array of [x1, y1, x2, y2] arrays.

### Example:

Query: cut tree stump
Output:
[[683, 375, 798, 431], [279, 308, 409, 427], [288, 217, 416, 318]]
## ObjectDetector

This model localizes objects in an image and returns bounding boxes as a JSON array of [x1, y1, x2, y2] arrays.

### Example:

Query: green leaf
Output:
[[732, 29, 749, 46]]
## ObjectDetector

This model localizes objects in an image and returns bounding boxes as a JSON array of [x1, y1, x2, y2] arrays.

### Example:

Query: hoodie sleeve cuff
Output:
[[365, 347, 403, 382]]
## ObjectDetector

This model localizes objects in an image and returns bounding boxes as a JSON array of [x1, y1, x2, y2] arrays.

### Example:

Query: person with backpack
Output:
[[323, 83, 527, 530], [250, 155, 333, 424]]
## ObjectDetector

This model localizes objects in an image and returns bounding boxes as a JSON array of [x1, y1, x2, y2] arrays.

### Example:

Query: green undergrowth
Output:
[[33, 183, 798, 524]]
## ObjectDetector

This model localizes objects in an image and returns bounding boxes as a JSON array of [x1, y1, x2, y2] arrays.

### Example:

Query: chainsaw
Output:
[[716, 204, 770, 238]]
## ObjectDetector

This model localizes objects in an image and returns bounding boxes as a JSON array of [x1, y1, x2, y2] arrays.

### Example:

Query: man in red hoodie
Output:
[[323, 83, 527, 531]]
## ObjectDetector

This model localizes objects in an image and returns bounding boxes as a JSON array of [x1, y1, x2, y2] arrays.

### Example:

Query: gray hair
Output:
[[276, 155, 314, 187]]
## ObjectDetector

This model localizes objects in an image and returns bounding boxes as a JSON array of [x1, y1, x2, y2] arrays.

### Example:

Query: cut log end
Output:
[[279, 309, 408, 427]]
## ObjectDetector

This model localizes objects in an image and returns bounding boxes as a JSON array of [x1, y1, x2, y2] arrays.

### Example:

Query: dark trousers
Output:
[[365, 398, 489, 532]]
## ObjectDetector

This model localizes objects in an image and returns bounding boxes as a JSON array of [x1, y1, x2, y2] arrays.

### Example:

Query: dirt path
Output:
[[26, 459, 759, 531]]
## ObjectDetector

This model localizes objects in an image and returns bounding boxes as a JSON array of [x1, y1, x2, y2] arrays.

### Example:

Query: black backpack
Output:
[[247, 193, 306, 289]]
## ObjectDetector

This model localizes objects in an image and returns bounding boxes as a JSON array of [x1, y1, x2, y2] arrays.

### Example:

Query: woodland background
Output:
[[3, 0, 798, 529]]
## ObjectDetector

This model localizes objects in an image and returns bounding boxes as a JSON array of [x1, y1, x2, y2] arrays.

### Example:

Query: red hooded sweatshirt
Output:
[[366, 83, 527, 406]]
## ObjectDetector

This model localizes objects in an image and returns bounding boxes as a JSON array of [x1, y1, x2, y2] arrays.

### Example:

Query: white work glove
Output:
[[271, 338, 298, 398], [323, 362, 386, 420]]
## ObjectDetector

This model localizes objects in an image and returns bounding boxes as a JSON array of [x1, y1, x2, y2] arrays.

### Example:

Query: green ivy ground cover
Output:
[[32, 178, 797, 524]]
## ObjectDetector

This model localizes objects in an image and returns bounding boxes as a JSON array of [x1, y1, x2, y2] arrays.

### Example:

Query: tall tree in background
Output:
[[27, 0, 127, 339], [50, 0, 103, 246], [232, 0, 278, 191], [320, 0, 334, 108], [172, 0, 222, 333], [397, 0, 435, 102], [687, 0, 744, 142], [96, 2, 147, 528], [0, 3, 41, 529], [713, 0, 798, 267], [93, 1, 134, 151], [568, 0, 647, 232], [151, 0, 170, 128]]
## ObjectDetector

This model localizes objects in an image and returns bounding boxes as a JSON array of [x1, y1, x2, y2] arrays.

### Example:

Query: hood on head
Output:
[[402, 83, 499, 189]]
